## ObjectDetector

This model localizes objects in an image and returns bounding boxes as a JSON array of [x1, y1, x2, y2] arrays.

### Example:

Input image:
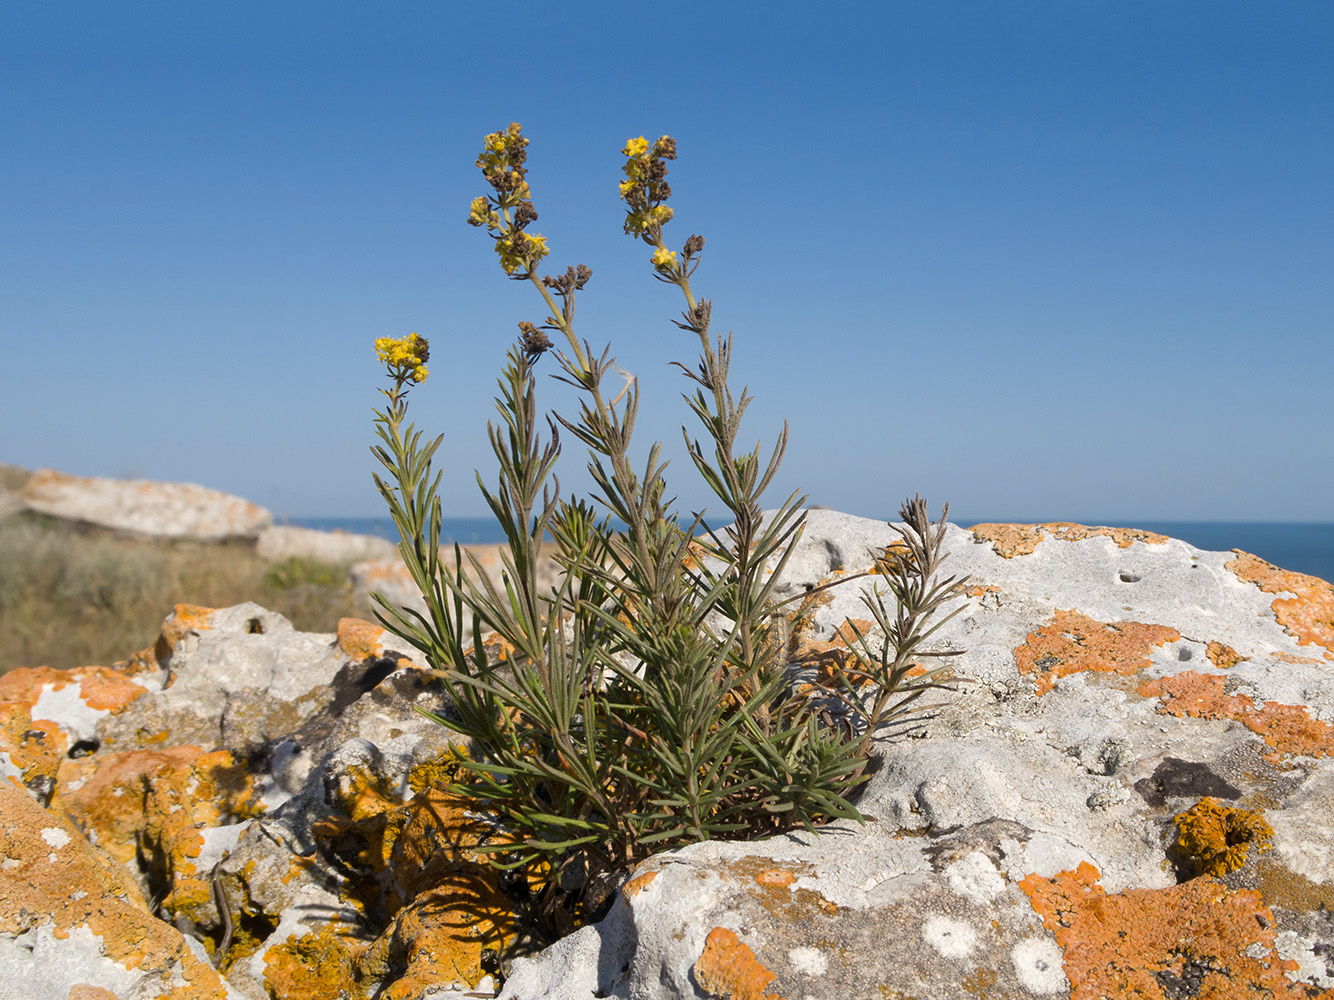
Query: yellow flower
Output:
[[650, 205, 674, 226], [622, 136, 650, 158], [468, 196, 499, 228], [376, 333, 430, 383], [650, 246, 678, 272], [494, 232, 550, 275]]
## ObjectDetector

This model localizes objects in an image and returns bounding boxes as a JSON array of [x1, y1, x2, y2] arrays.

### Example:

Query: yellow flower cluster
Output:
[[626, 205, 673, 235], [494, 233, 549, 276], [468, 195, 500, 229], [619, 134, 676, 242], [375, 333, 430, 384], [476, 122, 530, 198], [468, 123, 552, 277], [650, 246, 678, 274]]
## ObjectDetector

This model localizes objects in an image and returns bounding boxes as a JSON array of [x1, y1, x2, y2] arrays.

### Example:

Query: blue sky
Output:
[[3, 2, 1331, 523]]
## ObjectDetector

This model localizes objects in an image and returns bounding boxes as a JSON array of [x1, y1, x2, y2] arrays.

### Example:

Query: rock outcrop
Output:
[[19, 468, 272, 541], [2, 511, 1332, 1000], [256, 525, 398, 565]]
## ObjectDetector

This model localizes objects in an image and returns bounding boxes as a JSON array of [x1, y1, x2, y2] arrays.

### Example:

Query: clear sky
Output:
[[3, 2, 1331, 524]]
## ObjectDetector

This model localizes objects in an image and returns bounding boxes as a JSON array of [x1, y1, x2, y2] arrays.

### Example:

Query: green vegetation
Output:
[[370, 124, 967, 935], [0, 514, 371, 673]]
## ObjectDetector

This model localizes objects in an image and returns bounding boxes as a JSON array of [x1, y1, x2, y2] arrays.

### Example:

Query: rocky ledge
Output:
[[2, 511, 1333, 999]]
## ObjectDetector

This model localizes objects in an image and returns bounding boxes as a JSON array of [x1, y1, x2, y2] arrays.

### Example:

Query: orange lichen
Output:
[[53, 745, 260, 921], [1140, 670, 1334, 760], [1020, 861, 1326, 1000], [0, 699, 64, 790], [1228, 552, 1334, 661], [622, 869, 659, 900], [722, 856, 837, 920], [364, 870, 515, 998], [0, 664, 146, 715], [694, 927, 784, 1000], [1014, 610, 1180, 695], [157, 604, 215, 655], [338, 617, 389, 661], [966, 584, 1002, 597], [792, 618, 875, 685], [68, 987, 122, 1000], [1172, 797, 1274, 876], [970, 522, 1170, 558], [754, 868, 797, 888], [262, 922, 371, 1000], [297, 758, 516, 987], [1206, 641, 1245, 670], [0, 781, 232, 998]]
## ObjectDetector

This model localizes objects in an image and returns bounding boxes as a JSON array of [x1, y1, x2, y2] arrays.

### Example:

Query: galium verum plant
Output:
[[370, 123, 967, 931]]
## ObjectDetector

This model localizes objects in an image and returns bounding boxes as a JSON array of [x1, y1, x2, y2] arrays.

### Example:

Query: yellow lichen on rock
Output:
[[262, 921, 371, 1000], [361, 871, 514, 999], [297, 753, 517, 993], [1172, 797, 1274, 876], [1227, 551, 1334, 661]]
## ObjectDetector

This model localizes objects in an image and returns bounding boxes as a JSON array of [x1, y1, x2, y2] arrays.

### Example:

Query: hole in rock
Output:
[[69, 739, 100, 758], [246, 618, 264, 634], [1118, 572, 1142, 583], [1177, 647, 1194, 662]]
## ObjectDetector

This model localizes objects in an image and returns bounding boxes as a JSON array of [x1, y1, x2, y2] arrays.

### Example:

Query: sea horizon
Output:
[[280, 515, 1334, 583]]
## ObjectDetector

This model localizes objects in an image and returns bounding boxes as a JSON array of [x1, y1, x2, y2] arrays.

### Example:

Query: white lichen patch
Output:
[[31, 682, 109, 743], [1276, 930, 1334, 988], [945, 851, 1006, 904], [788, 946, 828, 976], [40, 827, 70, 850], [1011, 936, 1067, 994], [922, 915, 976, 958], [0, 752, 23, 782]]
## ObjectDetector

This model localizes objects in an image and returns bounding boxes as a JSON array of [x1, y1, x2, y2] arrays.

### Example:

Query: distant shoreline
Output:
[[282, 516, 1334, 582]]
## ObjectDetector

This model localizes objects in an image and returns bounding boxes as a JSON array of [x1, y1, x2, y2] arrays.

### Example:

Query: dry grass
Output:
[[0, 513, 374, 674]]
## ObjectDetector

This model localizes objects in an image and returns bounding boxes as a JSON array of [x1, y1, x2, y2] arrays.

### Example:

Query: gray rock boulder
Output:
[[19, 467, 272, 540]]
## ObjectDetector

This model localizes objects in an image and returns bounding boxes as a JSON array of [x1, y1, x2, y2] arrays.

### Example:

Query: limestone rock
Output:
[[0, 778, 239, 999], [500, 511, 1334, 1000], [256, 524, 397, 565], [4, 512, 1334, 1000], [19, 467, 272, 540]]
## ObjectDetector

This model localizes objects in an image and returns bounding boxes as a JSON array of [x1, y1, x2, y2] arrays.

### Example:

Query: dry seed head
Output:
[[518, 321, 552, 360]]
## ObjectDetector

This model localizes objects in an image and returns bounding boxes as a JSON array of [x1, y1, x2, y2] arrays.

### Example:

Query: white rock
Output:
[[20, 467, 271, 540]]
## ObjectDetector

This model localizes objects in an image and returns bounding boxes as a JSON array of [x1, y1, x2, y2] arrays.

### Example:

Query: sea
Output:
[[282, 516, 1334, 583]]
